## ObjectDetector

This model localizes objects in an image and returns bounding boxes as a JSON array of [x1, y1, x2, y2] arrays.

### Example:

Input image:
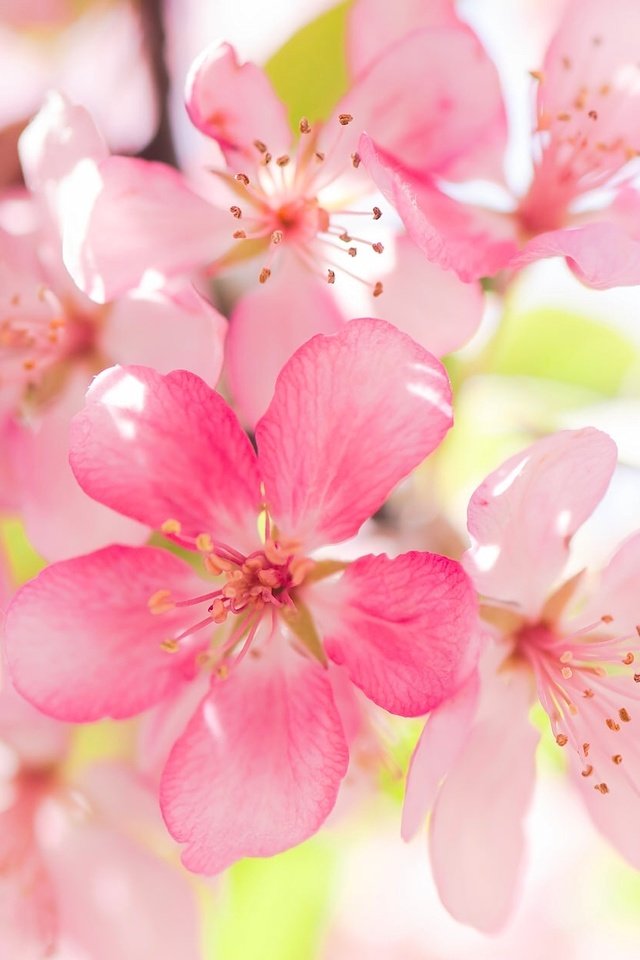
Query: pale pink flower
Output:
[[56, 23, 501, 421], [0, 92, 226, 560], [361, 0, 640, 289], [402, 427, 640, 931], [5, 319, 479, 873]]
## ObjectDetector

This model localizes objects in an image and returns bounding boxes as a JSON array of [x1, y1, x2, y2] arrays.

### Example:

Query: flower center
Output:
[[216, 114, 385, 297]]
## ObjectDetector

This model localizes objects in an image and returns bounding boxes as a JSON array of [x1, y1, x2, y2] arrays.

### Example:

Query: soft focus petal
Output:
[[161, 645, 349, 873], [317, 551, 479, 716], [185, 41, 291, 166], [573, 531, 640, 638], [102, 283, 227, 387], [0, 673, 70, 769], [346, 0, 457, 78], [464, 428, 617, 617], [256, 318, 452, 549], [401, 672, 479, 841], [61, 156, 226, 302], [360, 134, 518, 280], [226, 257, 343, 427], [337, 26, 507, 182], [5, 546, 204, 721], [429, 668, 539, 932], [70, 365, 262, 551], [514, 222, 640, 290], [9, 371, 148, 561], [370, 235, 484, 356]]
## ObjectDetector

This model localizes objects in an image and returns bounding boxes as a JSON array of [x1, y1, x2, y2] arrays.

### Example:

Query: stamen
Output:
[[619, 707, 631, 723], [612, 754, 623, 764], [594, 782, 609, 794], [327, 269, 335, 284], [253, 139, 268, 154], [372, 206, 382, 220], [259, 268, 271, 284], [230, 206, 242, 218], [623, 652, 635, 665], [235, 173, 250, 185], [338, 113, 353, 126], [276, 155, 290, 167], [148, 589, 175, 614], [582, 764, 593, 777], [351, 152, 361, 168], [161, 519, 182, 535], [606, 718, 620, 731], [299, 117, 311, 134], [160, 638, 180, 653], [555, 733, 568, 746], [373, 282, 383, 297]]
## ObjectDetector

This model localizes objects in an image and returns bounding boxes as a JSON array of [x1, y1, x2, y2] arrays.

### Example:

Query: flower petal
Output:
[[317, 551, 479, 716], [401, 672, 479, 841], [514, 222, 640, 290], [160, 645, 349, 874], [573, 531, 640, 636], [464, 428, 617, 618], [256, 318, 452, 549], [185, 41, 291, 167], [61, 155, 226, 302], [5, 546, 205, 721], [360, 134, 518, 280], [429, 667, 539, 932], [69, 365, 262, 551], [226, 257, 343, 428]]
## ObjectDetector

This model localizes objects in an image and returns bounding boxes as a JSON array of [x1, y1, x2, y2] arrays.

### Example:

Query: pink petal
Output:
[[337, 25, 507, 183], [225, 257, 343, 428], [102, 283, 227, 387], [360, 134, 518, 280], [185, 42, 291, 167], [9, 371, 148, 562], [39, 802, 202, 960], [371, 235, 484, 356], [69, 365, 262, 551], [429, 667, 539, 932], [5, 545, 205, 721], [572, 530, 640, 639], [0, 674, 70, 769], [160, 645, 349, 874], [514, 222, 640, 290], [464, 428, 617, 618], [18, 90, 107, 204], [346, 0, 457, 78], [401, 672, 479, 841], [317, 551, 479, 716], [61, 155, 227, 302], [256, 318, 452, 549]]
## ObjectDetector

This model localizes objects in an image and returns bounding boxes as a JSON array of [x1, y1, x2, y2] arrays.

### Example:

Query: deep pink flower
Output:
[[54, 21, 501, 421], [0, 92, 226, 560], [402, 427, 640, 931], [361, 0, 640, 289], [5, 319, 479, 873]]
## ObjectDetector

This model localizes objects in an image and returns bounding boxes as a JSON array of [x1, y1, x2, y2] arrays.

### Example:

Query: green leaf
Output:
[[265, 2, 350, 127]]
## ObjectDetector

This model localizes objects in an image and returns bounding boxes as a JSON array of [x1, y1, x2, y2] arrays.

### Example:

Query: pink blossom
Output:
[[0, 92, 226, 560], [361, 0, 640, 289], [56, 25, 500, 421], [402, 427, 640, 931], [5, 319, 479, 873]]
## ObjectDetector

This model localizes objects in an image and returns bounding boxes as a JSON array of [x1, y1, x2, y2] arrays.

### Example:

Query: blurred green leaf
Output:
[[265, 3, 350, 127]]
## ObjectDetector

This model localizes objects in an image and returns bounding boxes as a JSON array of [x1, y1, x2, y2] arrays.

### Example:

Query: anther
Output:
[[262, 153, 272, 165], [372, 242, 384, 254], [196, 533, 213, 553], [602, 615, 614, 624], [235, 173, 250, 185], [351, 152, 361, 168], [560, 651, 573, 663], [529, 70, 544, 82], [606, 718, 620, 731], [372, 206, 382, 220], [612, 754, 623, 764], [623, 652, 635, 665], [259, 268, 271, 284], [619, 707, 631, 723], [339, 232, 352, 242], [594, 782, 609, 794], [271, 230, 283, 245], [160, 638, 180, 653], [634, 674, 640, 683], [315, 152, 325, 162], [338, 113, 353, 126], [373, 282, 383, 297], [233, 230, 247, 239], [555, 733, 568, 746], [161, 519, 182, 535], [253, 139, 267, 153], [581, 764, 593, 777], [299, 117, 311, 134], [557, 112, 571, 122], [327, 269, 335, 284], [583, 742, 590, 757], [347, 247, 357, 257], [561, 666, 573, 679], [230, 205, 242, 219], [588, 110, 598, 121], [583, 689, 594, 698], [149, 590, 175, 615], [276, 155, 290, 167]]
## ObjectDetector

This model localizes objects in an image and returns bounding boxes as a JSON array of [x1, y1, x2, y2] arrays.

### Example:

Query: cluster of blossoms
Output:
[[2, 0, 640, 953]]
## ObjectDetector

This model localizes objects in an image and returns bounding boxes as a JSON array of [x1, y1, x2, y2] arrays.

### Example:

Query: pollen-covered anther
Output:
[[581, 764, 593, 777], [622, 652, 635, 665], [327, 269, 335, 284], [583, 688, 594, 698], [634, 673, 640, 683], [208, 598, 229, 624], [271, 230, 283, 245], [315, 151, 325, 162], [588, 110, 599, 121], [555, 733, 568, 746], [259, 268, 271, 284], [338, 113, 353, 126], [195, 533, 213, 553], [561, 666, 573, 679], [612, 754, 623, 764], [253, 139, 267, 154], [351, 152, 361, 168], [262, 152, 272, 165], [339, 232, 352, 242], [619, 707, 631, 723], [529, 70, 544, 82], [373, 282, 383, 297], [276, 155, 290, 167], [347, 247, 357, 257], [594, 782, 609, 794], [148, 589, 175, 615], [602, 614, 614, 624], [204, 553, 235, 575], [372, 207, 382, 220], [372, 242, 384, 254], [299, 117, 311, 134], [160, 638, 180, 653], [583, 742, 590, 757], [233, 230, 247, 239], [160, 518, 182, 535], [235, 173, 250, 185], [557, 112, 572, 122], [230, 205, 242, 218], [606, 718, 621, 732]]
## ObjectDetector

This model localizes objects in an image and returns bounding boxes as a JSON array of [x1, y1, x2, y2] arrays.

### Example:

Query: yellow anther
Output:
[[561, 666, 573, 679], [196, 533, 213, 553], [161, 518, 182, 535], [148, 589, 175, 615], [160, 638, 180, 653]]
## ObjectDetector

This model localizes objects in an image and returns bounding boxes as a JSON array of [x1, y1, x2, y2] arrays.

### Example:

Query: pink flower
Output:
[[5, 319, 479, 873], [361, 0, 640, 289], [55, 23, 500, 421], [402, 426, 640, 931], [0, 92, 226, 560]]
